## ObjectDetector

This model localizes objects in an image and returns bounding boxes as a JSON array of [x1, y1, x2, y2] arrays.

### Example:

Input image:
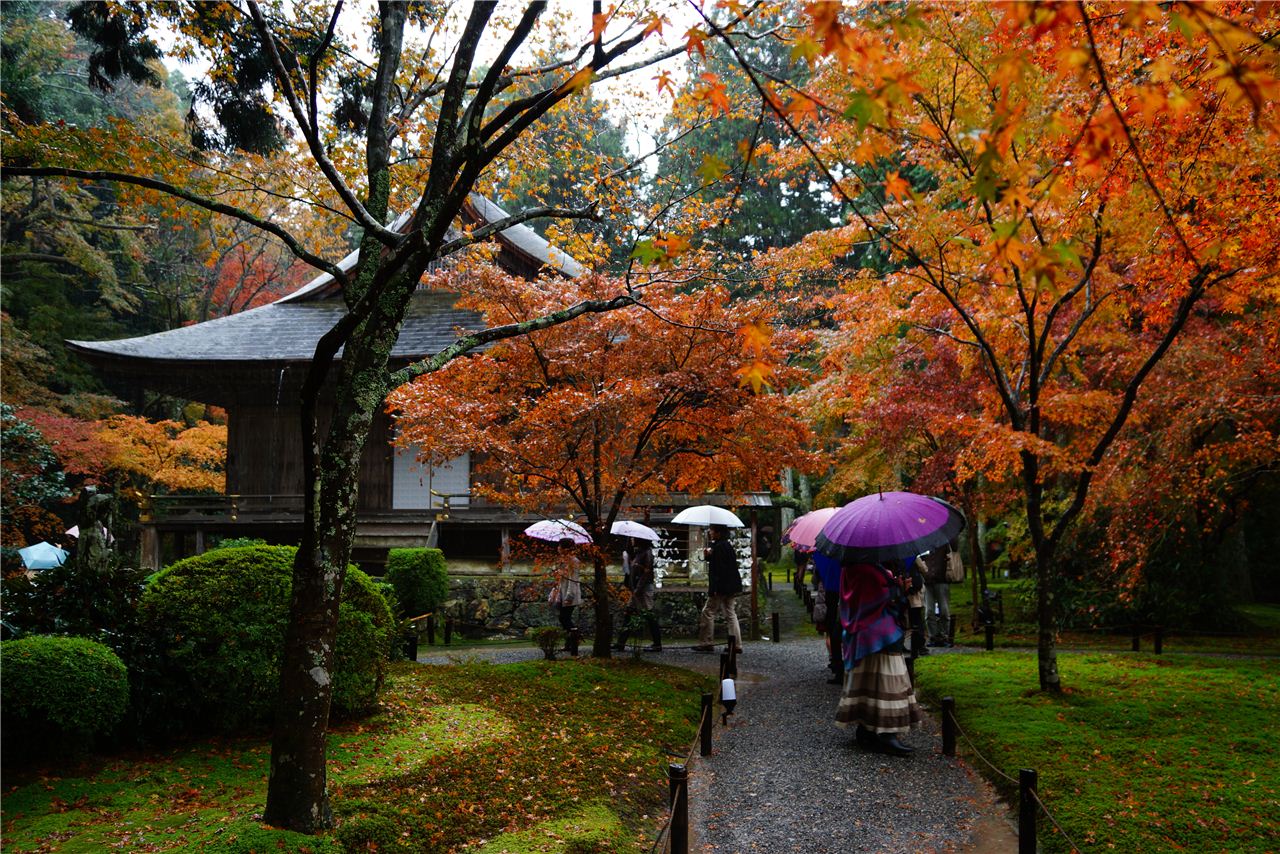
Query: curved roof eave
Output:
[[277, 194, 583, 305]]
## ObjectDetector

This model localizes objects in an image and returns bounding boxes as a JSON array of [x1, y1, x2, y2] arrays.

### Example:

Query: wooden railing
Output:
[[144, 494, 304, 523], [142, 492, 493, 524]]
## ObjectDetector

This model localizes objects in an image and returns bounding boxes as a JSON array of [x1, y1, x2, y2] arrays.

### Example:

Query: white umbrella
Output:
[[65, 524, 113, 544], [523, 519, 592, 544], [670, 505, 744, 527], [18, 541, 68, 570], [610, 520, 661, 541]]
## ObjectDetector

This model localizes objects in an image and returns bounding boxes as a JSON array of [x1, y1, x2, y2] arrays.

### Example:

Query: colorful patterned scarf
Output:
[[840, 561, 904, 668]]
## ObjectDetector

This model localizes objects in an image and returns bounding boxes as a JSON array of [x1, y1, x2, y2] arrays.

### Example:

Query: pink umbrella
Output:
[[523, 519, 592, 544], [782, 507, 840, 552]]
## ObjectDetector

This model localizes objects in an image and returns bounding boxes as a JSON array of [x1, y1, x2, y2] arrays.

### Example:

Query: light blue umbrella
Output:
[[18, 541, 68, 570]]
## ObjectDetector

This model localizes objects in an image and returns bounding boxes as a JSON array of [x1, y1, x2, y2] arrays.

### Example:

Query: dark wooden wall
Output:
[[227, 404, 392, 511]]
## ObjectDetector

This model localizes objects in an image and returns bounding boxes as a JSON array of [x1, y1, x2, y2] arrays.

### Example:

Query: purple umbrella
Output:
[[815, 492, 965, 564]]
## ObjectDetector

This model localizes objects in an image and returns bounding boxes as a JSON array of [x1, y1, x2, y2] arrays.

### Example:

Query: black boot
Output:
[[855, 725, 876, 749], [644, 614, 662, 651], [877, 732, 914, 757]]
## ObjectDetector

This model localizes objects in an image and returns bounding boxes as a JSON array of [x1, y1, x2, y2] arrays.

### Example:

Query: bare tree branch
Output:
[[245, 0, 397, 246], [1, 165, 348, 283]]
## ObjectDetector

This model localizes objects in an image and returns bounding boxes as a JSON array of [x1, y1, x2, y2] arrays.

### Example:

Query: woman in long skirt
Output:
[[834, 559, 921, 756]]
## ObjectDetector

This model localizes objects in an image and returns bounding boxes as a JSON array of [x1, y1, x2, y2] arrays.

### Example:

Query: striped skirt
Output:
[[834, 651, 921, 734]]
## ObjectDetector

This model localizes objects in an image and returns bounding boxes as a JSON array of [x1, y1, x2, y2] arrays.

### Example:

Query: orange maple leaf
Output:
[[737, 321, 772, 357], [698, 72, 731, 115], [642, 12, 667, 38], [736, 360, 775, 394], [655, 70, 675, 97], [686, 26, 707, 58], [883, 170, 911, 200]]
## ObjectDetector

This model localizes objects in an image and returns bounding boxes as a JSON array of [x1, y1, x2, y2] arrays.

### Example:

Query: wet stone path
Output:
[[657, 636, 1017, 854]]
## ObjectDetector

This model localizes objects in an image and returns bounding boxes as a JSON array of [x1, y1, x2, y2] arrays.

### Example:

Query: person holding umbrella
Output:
[[816, 491, 965, 756], [613, 537, 661, 652], [692, 524, 743, 653], [551, 537, 583, 635], [834, 557, 920, 755]]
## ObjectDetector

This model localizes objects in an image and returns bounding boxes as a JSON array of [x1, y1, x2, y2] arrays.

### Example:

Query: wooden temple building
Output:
[[70, 197, 773, 572]]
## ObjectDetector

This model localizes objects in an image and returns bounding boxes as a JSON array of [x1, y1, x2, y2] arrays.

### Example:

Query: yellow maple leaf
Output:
[[736, 360, 775, 394], [558, 67, 594, 96], [737, 321, 772, 357]]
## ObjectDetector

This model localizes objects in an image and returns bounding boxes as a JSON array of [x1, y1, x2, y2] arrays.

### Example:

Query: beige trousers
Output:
[[698, 593, 741, 647]]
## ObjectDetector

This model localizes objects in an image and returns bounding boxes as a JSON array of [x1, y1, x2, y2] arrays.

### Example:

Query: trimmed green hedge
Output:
[[137, 545, 395, 734], [1, 635, 129, 752], [384, 548, 448, 618]]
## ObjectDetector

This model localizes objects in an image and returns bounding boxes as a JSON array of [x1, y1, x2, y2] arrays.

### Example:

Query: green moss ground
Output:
[[914, 651, 1280, 853], [2, 659, 702, 853]]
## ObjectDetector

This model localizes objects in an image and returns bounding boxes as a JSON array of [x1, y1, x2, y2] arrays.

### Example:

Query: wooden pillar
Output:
[[500, 527, 511, 569], [141, 526, 161, 572], [195, 529, 206, 555]]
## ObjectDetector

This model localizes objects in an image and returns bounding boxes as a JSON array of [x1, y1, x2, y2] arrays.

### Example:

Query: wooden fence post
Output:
[[771, 611, 781, 642], [426, 614, 436, 645], [444, 617, 453, 645], [1019, 768, 1038, 854], [700, 692, 713, 757], [942, 696, 956, 757], [668, 763, 689, 854]]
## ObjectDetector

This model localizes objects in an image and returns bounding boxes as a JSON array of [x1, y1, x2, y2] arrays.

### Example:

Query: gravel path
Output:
[[660, 638, 1014, 853]]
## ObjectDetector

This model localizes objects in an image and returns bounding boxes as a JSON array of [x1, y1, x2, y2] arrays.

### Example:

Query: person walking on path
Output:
[[614, 538, 662, 651], [835, 559, 921, 756], [550, 537, 582, 634], [922, 540, 958, 647], [693, 524, 743, 653]]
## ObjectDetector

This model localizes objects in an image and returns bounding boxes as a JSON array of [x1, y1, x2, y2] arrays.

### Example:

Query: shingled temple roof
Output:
[[67, 292, 481, 363], [67, 195, 583, 400]]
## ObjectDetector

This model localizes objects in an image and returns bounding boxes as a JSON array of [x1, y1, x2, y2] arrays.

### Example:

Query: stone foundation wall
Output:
[[436, 574, 756, 639]]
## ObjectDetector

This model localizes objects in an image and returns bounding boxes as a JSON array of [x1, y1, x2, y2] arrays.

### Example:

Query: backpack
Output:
[[945, 548, 965, 583]]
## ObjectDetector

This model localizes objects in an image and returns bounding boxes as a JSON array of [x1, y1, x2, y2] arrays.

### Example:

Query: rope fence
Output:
[[942, 696, 1084, 854]]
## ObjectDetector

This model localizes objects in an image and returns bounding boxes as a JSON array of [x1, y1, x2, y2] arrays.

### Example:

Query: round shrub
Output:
[[383, 548, 448, 617], [137, 545, 395, 734], [1, 635, 129, 753]]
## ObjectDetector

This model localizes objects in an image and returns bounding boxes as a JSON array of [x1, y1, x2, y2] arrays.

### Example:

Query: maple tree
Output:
[[0, 0, 777, 831], [735, 2, 1280, 690], [95, 415, 228, 496], [389, 272, 813, 654]]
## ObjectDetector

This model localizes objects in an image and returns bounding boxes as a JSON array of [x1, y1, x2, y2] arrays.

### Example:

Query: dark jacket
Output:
[[920, 548, 949, 584], [707, 537, 743, 596]]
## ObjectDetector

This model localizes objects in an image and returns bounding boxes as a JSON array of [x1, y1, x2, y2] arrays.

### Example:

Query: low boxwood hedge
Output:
[[136, 545, 395, 734], [384, 548, 448, 618], [1, 634, 129, 755]]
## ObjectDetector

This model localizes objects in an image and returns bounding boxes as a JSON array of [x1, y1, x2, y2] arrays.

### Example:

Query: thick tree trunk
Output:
[[1035, 546, 1061, 692], [264, 264, 417, 831], [592, 553, 612, 657], [262, 543, 346, 831]]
